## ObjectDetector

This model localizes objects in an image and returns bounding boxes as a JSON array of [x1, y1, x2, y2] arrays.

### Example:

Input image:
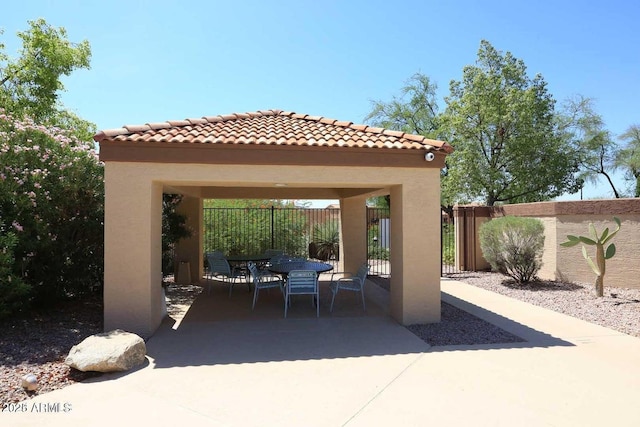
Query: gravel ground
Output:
[[0, 282, 200, 406], [2, 274, 638, 405], [370, 273, 640, 346], [446, 271, 640, 339], [0, 297, 104, 405]]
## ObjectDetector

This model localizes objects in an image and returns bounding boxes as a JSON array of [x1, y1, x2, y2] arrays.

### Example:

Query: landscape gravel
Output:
[[446, 271, 640, 339]]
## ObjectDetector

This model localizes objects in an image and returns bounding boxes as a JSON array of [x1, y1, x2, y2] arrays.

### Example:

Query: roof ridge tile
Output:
[[124, 124, 151, 133], [382, 129, 404, 138], [147, 122, 172, 130], [167, 120, 190, 126], [93, 109, 453, 153]]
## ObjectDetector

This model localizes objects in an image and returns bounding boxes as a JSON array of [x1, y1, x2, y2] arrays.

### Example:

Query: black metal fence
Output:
[[367, 207, 390, 277], [199, 206, 463, 278], [203, 206, 392, 276], [441, 212, 456, 276]]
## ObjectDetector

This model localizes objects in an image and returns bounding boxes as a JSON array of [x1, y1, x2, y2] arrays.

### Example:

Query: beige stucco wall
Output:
[[339, 196, 368, 274], [104, 167, 163, 338], [390, 181, 441, 324], [174, 196, 203, 283], [104, 161, 443, 336], [555, 215, 640, 288], [534, 216, 558, 281], [494, 200, 640, 289]]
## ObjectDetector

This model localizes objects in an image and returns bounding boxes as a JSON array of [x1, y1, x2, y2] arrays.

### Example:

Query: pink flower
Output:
[[12, 221, 23, 232]]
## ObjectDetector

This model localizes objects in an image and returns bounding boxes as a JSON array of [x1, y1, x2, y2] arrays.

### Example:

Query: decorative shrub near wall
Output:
[[479, 216, 545, 283]]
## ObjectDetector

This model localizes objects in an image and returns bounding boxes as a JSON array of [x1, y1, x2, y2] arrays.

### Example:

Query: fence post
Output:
[[271, 206, 275, 250]]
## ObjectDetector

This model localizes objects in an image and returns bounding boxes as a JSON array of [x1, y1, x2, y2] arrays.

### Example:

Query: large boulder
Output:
[[65, 329, 147, 372]]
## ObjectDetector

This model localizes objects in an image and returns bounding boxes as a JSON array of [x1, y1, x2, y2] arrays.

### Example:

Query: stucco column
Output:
[[174, 195, 203, 283], [389, 182, 441, 325], [339, 196, 368, 273], [104, 164, 163, 338]]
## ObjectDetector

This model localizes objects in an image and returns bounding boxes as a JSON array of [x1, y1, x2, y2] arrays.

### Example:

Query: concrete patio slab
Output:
[[3, 279, 640, 426]]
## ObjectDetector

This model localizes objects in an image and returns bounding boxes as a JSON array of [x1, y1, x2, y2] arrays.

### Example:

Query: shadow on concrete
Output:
[[431, 293, 575, 352], [145, 277, 429, 368]]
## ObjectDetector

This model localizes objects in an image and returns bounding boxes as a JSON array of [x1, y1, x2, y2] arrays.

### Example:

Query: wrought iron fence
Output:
[[204, 206, 340, 260], [367, 207, 390, 277], [441, 211, 456, 275], [203, 206, 392, 276], [162, 205, 458, 279]]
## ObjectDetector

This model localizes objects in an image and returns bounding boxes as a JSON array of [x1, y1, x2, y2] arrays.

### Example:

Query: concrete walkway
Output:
[[3, 280, 640, 426]]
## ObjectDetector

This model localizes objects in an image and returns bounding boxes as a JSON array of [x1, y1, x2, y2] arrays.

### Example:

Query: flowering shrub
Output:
[[0, 110, 104, 313]]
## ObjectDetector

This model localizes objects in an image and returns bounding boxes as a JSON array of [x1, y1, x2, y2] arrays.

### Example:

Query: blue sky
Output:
[[3, 0, 640, 203]]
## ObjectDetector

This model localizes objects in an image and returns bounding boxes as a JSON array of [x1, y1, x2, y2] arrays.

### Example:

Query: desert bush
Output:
[[479, 216, 545, 283]]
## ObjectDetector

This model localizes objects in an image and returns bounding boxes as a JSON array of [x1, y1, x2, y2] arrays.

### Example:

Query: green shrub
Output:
[[0, 227, 32, 319], [442, 222, 455, 265], [367, 224, 389, 260], [479, 216, 545, 284], [0, 111, 104, 308]]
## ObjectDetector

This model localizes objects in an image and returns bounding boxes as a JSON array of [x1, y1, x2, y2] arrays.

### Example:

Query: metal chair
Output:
[[284, 270, 319, 317], [247, 261, 284, 310], [206, 254, 247, 297], [329, 264, 369, 312]]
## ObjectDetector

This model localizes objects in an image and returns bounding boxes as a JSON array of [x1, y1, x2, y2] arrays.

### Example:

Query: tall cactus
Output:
[[560, 217, 621, 297]]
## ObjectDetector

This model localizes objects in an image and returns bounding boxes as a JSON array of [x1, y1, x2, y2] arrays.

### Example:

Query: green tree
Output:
[[442, 40, 580, 206], [365, 73, 441, 138], [616, 124, 640, 197], [0, 19, 94, 140], [0, 20, 100, 314], [364, 73, 454, 211], [558, 96, 621, 198]]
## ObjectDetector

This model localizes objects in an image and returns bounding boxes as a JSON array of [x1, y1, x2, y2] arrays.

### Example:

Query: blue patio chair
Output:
[[206, 253, 247, 297], [284, 270, 319, 317], [247, 261, 284, 310], [329, 264, 369, 312]]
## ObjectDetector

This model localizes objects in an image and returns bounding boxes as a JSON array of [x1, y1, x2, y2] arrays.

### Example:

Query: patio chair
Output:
[[207, 250, 225, 259], [329, 263, 369, 312], [284, 270, 319, 317], [206, 253, 247, 297], [247, 261, 284, 310]]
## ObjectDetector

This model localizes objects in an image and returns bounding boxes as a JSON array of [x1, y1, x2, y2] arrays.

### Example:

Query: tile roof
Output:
[[94, 109, 453, 153]]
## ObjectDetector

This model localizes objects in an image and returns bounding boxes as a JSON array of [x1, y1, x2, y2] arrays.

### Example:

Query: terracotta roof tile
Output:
[[94, 109, 453, 153]]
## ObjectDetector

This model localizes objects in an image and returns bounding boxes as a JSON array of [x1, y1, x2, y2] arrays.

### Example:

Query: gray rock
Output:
[[22, 373, 38, 391], [65, 329, 146, 372]]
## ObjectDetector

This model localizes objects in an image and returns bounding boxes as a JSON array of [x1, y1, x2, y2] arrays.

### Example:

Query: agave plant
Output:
[[560, 217, 621, 297], [312, 222, 340, 261]]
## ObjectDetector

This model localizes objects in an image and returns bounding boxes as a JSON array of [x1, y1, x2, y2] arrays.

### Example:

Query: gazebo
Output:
[[95, 109, 453, 337]]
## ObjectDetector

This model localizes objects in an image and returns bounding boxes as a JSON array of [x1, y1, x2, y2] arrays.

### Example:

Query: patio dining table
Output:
[[226, 254, 271, 265], [268, 260, 334, 277], [225, 255, 271, 279]]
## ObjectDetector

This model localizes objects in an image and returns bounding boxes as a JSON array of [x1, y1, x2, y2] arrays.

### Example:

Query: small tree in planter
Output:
[[560, 217, 621, 297]]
